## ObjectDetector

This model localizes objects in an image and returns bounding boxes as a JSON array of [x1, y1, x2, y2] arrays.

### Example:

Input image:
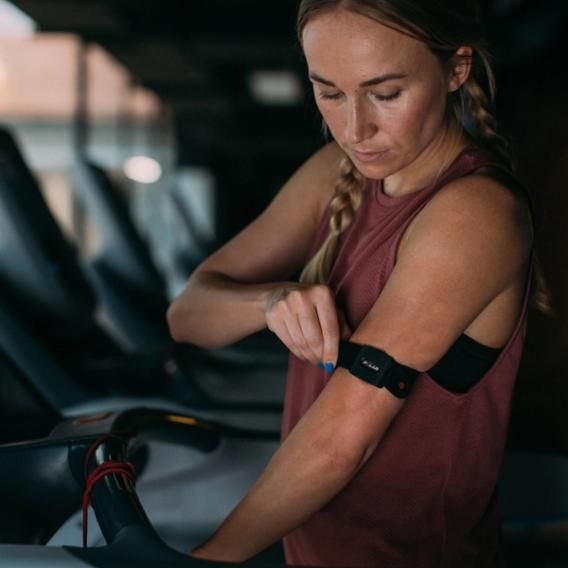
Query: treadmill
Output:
[[0, 342, 288, 566], [1, 318, 568, 568], [0, 125, 287, 419], [71, 151, 288, 368]]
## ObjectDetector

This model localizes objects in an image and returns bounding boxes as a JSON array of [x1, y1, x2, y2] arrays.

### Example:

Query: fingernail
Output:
[[324, 362, 335, 373], [317, 362, 325, 369]]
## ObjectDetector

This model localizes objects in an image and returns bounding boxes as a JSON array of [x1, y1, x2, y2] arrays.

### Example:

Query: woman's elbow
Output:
[[166, 299, 220, 349], [320, 420, 386, 475], [166, 300, 200, 344], [318, 432, 370, 477], [166, 300, 189, 343]]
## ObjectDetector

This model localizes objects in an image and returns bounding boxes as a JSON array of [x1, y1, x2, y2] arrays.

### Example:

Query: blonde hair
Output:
[[300, 155, 365, 283], [297, 0, 553, 313]]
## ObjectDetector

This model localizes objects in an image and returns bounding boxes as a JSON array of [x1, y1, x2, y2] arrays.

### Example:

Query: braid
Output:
[[457, 51, 512, 170], [458, 52, 553, 315], [531, 253, 553, 314], [299, 155, 366, 284]]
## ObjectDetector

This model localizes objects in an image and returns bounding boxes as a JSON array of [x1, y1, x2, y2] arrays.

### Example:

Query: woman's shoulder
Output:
[[400, 167, 533, 269], [283, 142, 345, 222], [298, 140, 344, 184], [431, 167, 532, 236]]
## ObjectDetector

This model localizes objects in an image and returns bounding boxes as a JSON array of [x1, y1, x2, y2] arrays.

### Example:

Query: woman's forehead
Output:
[[302, 9, 431, 78]]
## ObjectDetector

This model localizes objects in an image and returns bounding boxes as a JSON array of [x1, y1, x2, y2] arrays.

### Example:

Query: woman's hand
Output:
[[190, 546, 219, 561], [190, 546, 207, 560], [191, 543, 247, 563], [264, 283, 352, 370]]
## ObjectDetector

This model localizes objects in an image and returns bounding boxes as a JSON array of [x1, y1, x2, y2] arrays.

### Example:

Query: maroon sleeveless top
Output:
[[281, 146, 530, 567]]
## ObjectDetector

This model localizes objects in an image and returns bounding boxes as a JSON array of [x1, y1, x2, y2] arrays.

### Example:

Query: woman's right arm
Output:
[[166, 142, 343, 350]]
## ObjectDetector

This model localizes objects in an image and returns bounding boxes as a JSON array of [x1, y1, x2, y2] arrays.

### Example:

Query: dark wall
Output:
[[490, 1, 568, 451]]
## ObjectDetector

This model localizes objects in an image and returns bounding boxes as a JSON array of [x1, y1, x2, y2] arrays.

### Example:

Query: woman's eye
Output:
[[318, 91, 342, 100], [373, 91, 401, 102]]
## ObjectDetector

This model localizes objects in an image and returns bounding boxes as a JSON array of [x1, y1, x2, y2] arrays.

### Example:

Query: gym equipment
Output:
[[0, 125, 287, 416], [0, 344, 286, 566], [71, 152, 287, 367]]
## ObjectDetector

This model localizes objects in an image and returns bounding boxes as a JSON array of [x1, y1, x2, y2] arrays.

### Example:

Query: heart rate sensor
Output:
[[336, 341, 419, 399]]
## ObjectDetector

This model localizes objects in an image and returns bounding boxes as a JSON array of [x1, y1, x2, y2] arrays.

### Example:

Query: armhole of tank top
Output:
[[427, 333, 503, 394], [426, 164, 532, 394], [394, 163, 526, 394]]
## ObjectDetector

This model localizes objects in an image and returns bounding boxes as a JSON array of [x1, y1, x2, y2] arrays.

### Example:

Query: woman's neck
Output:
[[383, 122, 471, 198]]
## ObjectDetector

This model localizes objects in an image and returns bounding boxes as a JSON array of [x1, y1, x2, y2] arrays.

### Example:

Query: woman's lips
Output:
[[351, 149, 390, 162]]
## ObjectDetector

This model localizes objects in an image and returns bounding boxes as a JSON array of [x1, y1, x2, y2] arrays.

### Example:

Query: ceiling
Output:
[[9, 1, 568, 162], [10, 0, 320, 166], [8, 0, 568, 236]]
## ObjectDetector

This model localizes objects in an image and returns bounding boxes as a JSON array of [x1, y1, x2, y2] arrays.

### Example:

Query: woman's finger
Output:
[[283, 288, 321, 364], [285, 312, 314, 363], [265, 284, 341, 367], [268, 311, 307, 363], [297, 306, 325, 364], [314, 300, 341, 373]]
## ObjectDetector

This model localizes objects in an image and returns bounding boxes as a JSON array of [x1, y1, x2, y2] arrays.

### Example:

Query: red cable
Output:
[[82, 434, 136, 548]]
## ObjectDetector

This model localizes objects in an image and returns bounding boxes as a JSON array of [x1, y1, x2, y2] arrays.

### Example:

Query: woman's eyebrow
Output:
[[309, 72, 407, 87]]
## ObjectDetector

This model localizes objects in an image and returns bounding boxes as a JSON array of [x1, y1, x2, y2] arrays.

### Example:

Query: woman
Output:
[[167, 1, 533, 566]]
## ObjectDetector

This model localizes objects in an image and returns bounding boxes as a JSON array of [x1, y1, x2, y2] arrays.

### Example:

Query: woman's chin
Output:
[[351, 158, 393, 180]]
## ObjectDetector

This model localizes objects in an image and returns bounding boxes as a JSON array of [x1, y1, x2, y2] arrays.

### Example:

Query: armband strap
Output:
[[336, 340, 419, 399]]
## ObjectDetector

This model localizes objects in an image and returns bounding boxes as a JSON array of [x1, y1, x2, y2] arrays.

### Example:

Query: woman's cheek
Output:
[[318, 105, 345, 141], [395, 95, 442, 145]]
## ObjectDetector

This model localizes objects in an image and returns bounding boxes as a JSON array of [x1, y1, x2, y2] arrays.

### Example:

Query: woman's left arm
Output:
[[192, 367, 405, 562], [192, 175, 532, 562]]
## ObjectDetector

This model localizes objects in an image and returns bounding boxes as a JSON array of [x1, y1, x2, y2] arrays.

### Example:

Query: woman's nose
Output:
[[344, 100, 377, 145]]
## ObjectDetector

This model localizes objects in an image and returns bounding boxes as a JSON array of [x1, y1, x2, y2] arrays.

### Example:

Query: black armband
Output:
[[336, 341, 419, 399]]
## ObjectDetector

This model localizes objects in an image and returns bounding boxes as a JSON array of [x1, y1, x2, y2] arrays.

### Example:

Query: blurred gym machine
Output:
[[0, 124, 285, 426], [0, 344, 287, 566], [0, 114, 287, 559], [2, 296, 568, 567], [70, 152, 287, 368]]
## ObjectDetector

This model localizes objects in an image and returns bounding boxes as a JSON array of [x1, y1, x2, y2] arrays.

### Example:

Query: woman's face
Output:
[[302, 8, 454, 181]]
